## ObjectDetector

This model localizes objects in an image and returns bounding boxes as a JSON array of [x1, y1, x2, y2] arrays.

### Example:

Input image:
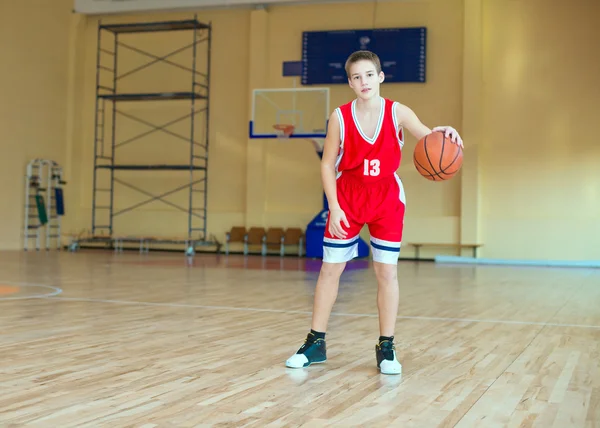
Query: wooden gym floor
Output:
[[0, 250, 599, 427]]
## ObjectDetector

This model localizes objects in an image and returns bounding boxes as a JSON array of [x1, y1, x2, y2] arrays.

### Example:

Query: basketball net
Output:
[[273, 124, 295, 139]]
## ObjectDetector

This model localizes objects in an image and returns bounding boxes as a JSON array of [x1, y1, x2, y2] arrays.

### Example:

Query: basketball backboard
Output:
[[249, 87, 329, 139]]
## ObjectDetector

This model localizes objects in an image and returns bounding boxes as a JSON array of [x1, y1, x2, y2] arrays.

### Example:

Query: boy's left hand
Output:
[[432, 126, 464, 148]]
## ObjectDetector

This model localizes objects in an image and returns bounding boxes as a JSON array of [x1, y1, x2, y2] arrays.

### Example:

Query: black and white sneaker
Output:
[[285, 332, 327, 368], [376, 339, 402, 375]]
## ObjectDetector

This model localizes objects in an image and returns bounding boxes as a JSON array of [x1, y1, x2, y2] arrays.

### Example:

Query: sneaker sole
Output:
[[378, 367, 402, 375], [286, 359, 326, 369]]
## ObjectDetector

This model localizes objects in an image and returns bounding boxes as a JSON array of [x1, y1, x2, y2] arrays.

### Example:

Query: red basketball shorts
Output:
[[323, 173, 406, 265]]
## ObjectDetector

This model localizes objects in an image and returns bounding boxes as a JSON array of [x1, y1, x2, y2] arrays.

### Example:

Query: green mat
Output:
[[35, 195, 48, 225]]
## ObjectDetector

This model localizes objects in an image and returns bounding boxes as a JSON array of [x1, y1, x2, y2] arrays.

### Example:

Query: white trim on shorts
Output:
[[323, 235, 359, 263], [394, 173, 406, 206], [370, 237, 402, 265]]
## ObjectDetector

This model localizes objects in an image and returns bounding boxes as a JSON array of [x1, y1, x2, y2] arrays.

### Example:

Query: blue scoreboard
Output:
[[301, 27, 427, 85]]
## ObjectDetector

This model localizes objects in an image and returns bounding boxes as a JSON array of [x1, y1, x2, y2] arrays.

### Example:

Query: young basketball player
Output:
[[285, 50, 463, 375]]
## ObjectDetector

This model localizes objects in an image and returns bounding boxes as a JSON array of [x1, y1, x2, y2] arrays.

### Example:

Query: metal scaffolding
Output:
[[89, 17, 219, 253]]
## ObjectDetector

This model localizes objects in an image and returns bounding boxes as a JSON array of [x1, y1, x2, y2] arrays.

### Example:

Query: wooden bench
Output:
[[113, 235, 152, 253], [113, 235, 222, 255], [66, 233, 113, 251], [406, 243, 483, 259]]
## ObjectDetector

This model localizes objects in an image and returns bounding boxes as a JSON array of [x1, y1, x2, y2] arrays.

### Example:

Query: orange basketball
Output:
[[413, 131, 463, 181]]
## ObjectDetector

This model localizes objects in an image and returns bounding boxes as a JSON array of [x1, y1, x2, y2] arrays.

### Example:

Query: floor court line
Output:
[[0, 283, 63, 301], [454, 282, 586, 426], [45, 296, 600, 330]]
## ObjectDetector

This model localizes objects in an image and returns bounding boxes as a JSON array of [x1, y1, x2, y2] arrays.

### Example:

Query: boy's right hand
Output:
[[329, 208, 350, 239]]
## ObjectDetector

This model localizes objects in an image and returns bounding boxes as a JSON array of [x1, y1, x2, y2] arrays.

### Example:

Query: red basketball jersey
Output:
[[334, 97, 404, 183]]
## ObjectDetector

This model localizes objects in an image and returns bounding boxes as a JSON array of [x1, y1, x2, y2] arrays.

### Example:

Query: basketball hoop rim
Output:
[[273, 123, 295, 138]]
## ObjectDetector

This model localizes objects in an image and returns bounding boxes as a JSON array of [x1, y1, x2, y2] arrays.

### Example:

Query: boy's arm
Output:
[[395, 103, 463, 148], [321, 112, 349, 239], [321, 112, 342, 211]]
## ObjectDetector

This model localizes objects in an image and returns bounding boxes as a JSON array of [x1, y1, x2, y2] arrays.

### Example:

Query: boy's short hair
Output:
[[345, 50, 382, 77]]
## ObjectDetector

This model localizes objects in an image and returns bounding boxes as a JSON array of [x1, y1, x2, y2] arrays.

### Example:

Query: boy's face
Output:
[[347, 59, 385, 100]]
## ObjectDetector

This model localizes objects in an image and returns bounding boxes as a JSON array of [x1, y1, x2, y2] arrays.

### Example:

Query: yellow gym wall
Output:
[[480, 0, 600, 261], [3, 0, 599, 263], [0, 0, 74, 250]]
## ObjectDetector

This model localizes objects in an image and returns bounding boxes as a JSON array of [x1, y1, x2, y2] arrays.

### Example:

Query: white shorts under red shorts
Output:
[[323, 173, 406, 265]]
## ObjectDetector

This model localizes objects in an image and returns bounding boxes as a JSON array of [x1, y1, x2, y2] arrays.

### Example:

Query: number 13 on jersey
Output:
[[364, 159, 380, 176]]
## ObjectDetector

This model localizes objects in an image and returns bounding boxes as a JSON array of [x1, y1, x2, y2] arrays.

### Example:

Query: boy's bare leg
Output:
[[373, 262, 399, 336], [373, 261, 402, 375], [286, 261, 345, 369], [311, 261, 346, 332]]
